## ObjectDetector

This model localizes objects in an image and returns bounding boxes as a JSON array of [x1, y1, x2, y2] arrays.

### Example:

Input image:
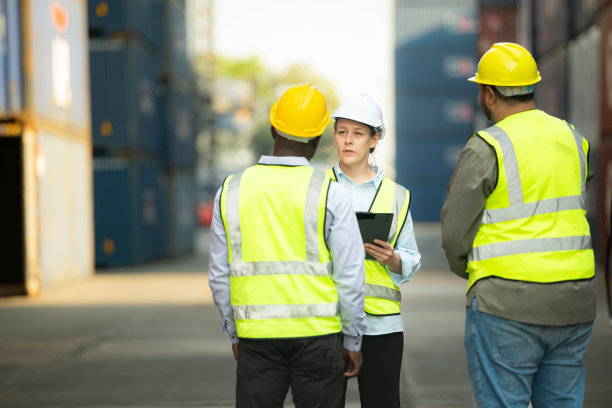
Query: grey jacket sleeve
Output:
[[440, 135, 497, 279]]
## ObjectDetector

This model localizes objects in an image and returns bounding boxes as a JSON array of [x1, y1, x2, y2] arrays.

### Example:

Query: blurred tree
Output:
[[215, 56, 340, 165]]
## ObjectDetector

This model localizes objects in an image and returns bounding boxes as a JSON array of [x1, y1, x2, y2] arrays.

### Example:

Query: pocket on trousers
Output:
[[297, 335, 343, 380], [491, 317, 538, 367], [566, 322, 593, 364]]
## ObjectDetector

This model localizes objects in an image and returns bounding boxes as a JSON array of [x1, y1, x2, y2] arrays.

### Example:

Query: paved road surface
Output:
[[0, 226, 610, 407]]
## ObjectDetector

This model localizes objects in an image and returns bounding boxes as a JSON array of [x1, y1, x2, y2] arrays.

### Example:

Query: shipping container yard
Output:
[[0, 1, 611, 407]]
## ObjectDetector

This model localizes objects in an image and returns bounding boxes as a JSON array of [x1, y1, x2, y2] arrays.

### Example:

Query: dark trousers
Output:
[[236, 333, 344, 408], [340, 332, 404, 408]]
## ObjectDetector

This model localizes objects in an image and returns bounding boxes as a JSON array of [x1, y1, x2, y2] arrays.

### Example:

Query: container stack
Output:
[[394, 0, 478, 221], [160, 0, 197, 257], [88, 0, 197, 267], [0, 0, 94, 295], [514, 0, 606, 260]]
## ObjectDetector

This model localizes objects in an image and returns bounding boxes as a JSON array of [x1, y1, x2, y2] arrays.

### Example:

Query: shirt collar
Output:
[[258, 155, 311, 166], [332, 163, 384, 187]]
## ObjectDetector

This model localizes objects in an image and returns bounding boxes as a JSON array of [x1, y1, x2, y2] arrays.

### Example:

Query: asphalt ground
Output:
[[0, 225, 610, 407]]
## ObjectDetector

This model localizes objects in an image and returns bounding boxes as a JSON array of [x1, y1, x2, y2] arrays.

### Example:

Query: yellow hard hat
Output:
[[468, 42, 542, 87], [270, 83, 330, 138]]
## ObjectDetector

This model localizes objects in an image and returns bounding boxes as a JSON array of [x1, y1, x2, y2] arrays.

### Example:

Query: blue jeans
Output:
[[465, 297, 593, 408]]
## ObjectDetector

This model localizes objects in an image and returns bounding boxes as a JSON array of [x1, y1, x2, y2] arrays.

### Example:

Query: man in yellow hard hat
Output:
[[441, 43, 595, 407], [208, 83, 366, 407]]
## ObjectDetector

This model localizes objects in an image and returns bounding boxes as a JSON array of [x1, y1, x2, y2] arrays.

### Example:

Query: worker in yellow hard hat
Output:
[[208, 83, 366, 407], [326, 94, 421, 408], [441, 42, 595, 407]]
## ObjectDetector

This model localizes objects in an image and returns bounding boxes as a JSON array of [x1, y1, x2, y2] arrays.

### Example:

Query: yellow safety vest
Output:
[[220, 164, 341, 339], [327, 168, 410, 315], [466, 109, 594, 291]]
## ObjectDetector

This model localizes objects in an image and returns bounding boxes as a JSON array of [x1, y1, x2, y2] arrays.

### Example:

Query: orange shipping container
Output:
[[599, 6, 612, 138], [596, 139, 612, 264]]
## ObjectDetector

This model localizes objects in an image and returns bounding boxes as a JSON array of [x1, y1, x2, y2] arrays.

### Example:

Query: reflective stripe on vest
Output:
[[466, 112, 594, 291], [221, 165, 340, 339], [326, 168, 410, 315]]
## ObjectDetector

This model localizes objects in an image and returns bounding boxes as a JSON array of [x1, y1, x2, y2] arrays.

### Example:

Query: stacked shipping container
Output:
[[89, 0, 196, 267], [395, 0, 478, 221], [0, 0, 94, 295], [513, 0, 607, 262]]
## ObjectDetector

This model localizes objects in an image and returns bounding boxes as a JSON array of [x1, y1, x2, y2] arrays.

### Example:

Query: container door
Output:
[[0, 133, 25, 295]]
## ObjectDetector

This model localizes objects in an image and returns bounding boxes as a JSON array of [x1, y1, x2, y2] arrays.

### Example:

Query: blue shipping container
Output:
[[88, 0, 163, 50], [165, 170, 196, 255], [94, 156, 167, 267], [395, 138, 464, 184], [396, 28, 477, 91], [401, 182, 449, 223], [163, 0, 192, 82], [0, 0, 23, 115], [25, 0, 91, 132], [90, 38, 162, 154], [162, 85, 196, 168], [396, 92, 477, 137]]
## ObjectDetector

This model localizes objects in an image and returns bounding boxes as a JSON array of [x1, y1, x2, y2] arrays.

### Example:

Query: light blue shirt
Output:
[[208, 156, 367, 351], [331, 163, 421, 335]]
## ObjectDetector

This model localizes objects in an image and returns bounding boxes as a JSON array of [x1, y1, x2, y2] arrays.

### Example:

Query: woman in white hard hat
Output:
[[327, 94, 421, 408]]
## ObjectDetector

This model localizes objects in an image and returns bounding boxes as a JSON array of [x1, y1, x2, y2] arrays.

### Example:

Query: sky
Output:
[[213, 0, 396, 171]]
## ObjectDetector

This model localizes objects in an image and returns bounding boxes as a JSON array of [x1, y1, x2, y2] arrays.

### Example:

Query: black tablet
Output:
[[355, 212, 393, 260]]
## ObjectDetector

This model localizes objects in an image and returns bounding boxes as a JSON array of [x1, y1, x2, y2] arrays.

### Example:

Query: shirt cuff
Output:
[[343, 334, 362, 351], [228, 332, 239, 344]]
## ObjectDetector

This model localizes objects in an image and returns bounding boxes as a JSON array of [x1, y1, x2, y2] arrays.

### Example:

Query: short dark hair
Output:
[[490, 85, 535, 103]]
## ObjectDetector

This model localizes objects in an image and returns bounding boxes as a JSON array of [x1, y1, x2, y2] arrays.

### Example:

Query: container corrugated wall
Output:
[[569, 27, 600, 148], [533, 0, 570, 56], [165, 169, 196, 256], [87, 0, 163, 50], [94, 157, 167, 267], [536, 48, 568, 119], [599, 5, 612, 138], [89, 38, 162, 155], [521, 0, 608, 260], [0, 0, 94, 295], [0, 0, 23, 116], [89, 0, 197, 267], [395, 0, 477, 222], [162, 85, 196, 168], [37, 130, 93, 286], [477, 4, 517, 56]]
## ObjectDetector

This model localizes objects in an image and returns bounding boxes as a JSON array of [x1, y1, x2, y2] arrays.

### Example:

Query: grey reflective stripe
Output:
[[480, 125, 588, 225], [365, 283, 401, 302], [387, 184, 407, 242], [566, 123, 587, 197], [225, 172, 244, 261], [305, 170, 326, 262], [486, 126, 523, 205], [482, 195, 585, 224], [468, 235, 592, 262], [225, 168, 326, 264], [230, 261, 331, 277], [233, 302, 339, 320]]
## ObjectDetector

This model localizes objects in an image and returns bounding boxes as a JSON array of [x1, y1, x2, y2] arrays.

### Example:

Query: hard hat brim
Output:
[[467, 73, 542, 86]]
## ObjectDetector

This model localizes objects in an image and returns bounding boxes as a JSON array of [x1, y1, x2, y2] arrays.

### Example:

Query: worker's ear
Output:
[[485, 85, 497, 106]]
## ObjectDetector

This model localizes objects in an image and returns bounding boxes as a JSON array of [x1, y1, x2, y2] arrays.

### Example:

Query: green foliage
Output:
[[215, 55, 340, 163]]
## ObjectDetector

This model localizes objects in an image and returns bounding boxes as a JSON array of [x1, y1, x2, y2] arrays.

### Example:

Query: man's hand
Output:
[[232, 343, 239, 361], [342, 348, 363, 378]]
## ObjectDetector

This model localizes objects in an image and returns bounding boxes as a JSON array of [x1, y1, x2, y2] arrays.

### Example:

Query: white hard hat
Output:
[[331, 94, 386, 140]]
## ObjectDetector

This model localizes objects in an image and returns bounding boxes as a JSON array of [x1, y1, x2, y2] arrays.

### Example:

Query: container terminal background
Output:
[[0, 1, 611, 407]]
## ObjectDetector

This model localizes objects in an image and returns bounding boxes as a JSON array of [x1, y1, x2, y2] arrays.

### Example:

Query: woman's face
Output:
[[333, 118, 379, 167]]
